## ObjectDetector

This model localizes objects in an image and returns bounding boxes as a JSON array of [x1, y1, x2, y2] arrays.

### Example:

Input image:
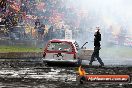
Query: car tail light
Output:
[[73, 54, 76, 59]]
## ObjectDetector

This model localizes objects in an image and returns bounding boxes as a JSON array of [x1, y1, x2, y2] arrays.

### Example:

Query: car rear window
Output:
[[47, 42, 73, 52]]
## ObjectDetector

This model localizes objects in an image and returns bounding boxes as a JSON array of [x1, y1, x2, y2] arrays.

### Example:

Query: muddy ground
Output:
[[0, 58, 131, 88]]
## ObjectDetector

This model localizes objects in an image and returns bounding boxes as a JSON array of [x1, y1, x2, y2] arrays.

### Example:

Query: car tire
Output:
[[76, 59, 82, 66], [43, 61, 48, 66]]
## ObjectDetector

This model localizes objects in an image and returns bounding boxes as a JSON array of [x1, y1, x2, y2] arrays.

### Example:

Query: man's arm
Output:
[[99, 34, 101, 41]]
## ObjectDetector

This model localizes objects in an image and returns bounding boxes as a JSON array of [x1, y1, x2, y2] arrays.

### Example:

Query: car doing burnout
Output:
[[42, 39, 93, 65]]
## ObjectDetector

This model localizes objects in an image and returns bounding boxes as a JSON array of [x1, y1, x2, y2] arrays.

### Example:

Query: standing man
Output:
[[89, 27, 104, 67]]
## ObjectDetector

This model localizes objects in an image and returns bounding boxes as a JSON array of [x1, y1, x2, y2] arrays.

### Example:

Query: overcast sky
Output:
[[67, 0, 132, 33]]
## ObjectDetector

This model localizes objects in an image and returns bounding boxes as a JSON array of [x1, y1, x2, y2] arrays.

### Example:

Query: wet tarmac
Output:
[[0, 58, 131, 88]]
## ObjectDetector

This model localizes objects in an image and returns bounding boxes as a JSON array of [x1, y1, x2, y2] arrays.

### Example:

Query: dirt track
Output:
[[0, 58, 131, 88]]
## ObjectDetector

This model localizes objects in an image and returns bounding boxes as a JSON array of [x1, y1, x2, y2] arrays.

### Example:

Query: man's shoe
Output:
[[99, 64, 104, 67]]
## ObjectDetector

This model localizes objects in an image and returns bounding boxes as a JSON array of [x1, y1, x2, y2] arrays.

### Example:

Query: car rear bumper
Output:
[[43, 59, 79, 66], [42, 58, 78, 63]]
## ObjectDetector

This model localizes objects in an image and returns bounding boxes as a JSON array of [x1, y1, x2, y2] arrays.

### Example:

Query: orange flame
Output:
[[78, 66, 86, 76]]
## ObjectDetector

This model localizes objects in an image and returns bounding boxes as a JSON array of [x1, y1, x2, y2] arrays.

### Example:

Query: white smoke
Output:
[[66, 0, 132, 34], [65, 0, 132, 65]]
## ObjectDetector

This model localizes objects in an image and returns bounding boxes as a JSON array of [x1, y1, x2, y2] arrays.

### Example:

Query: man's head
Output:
[[95, 27, 100, 32]]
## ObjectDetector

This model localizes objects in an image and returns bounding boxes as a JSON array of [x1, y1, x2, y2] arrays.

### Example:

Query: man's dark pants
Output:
[[89, 46, 104, 66]]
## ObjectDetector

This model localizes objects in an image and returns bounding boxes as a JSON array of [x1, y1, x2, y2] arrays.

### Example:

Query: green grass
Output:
[[0, 45, 43, 52], [0, 45, 132, 58]]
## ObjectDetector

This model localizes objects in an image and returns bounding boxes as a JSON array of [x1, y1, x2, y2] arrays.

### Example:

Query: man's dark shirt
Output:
[[94, 31, 101, 47]]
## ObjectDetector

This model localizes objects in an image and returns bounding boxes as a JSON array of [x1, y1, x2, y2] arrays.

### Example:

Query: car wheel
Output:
[[77, 59, 82, 66], [43, 61, 48, 66]]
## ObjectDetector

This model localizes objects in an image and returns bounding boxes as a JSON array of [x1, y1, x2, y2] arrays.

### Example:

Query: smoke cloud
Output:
[[65, 0, 132, 65], [66, 0, 132, 33]]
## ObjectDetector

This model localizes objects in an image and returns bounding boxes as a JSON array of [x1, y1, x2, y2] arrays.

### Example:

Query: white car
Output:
[[42, 39, 93, 66]]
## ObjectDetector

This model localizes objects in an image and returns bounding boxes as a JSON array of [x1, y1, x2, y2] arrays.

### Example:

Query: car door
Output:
[[78, 48, 93, 61]]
